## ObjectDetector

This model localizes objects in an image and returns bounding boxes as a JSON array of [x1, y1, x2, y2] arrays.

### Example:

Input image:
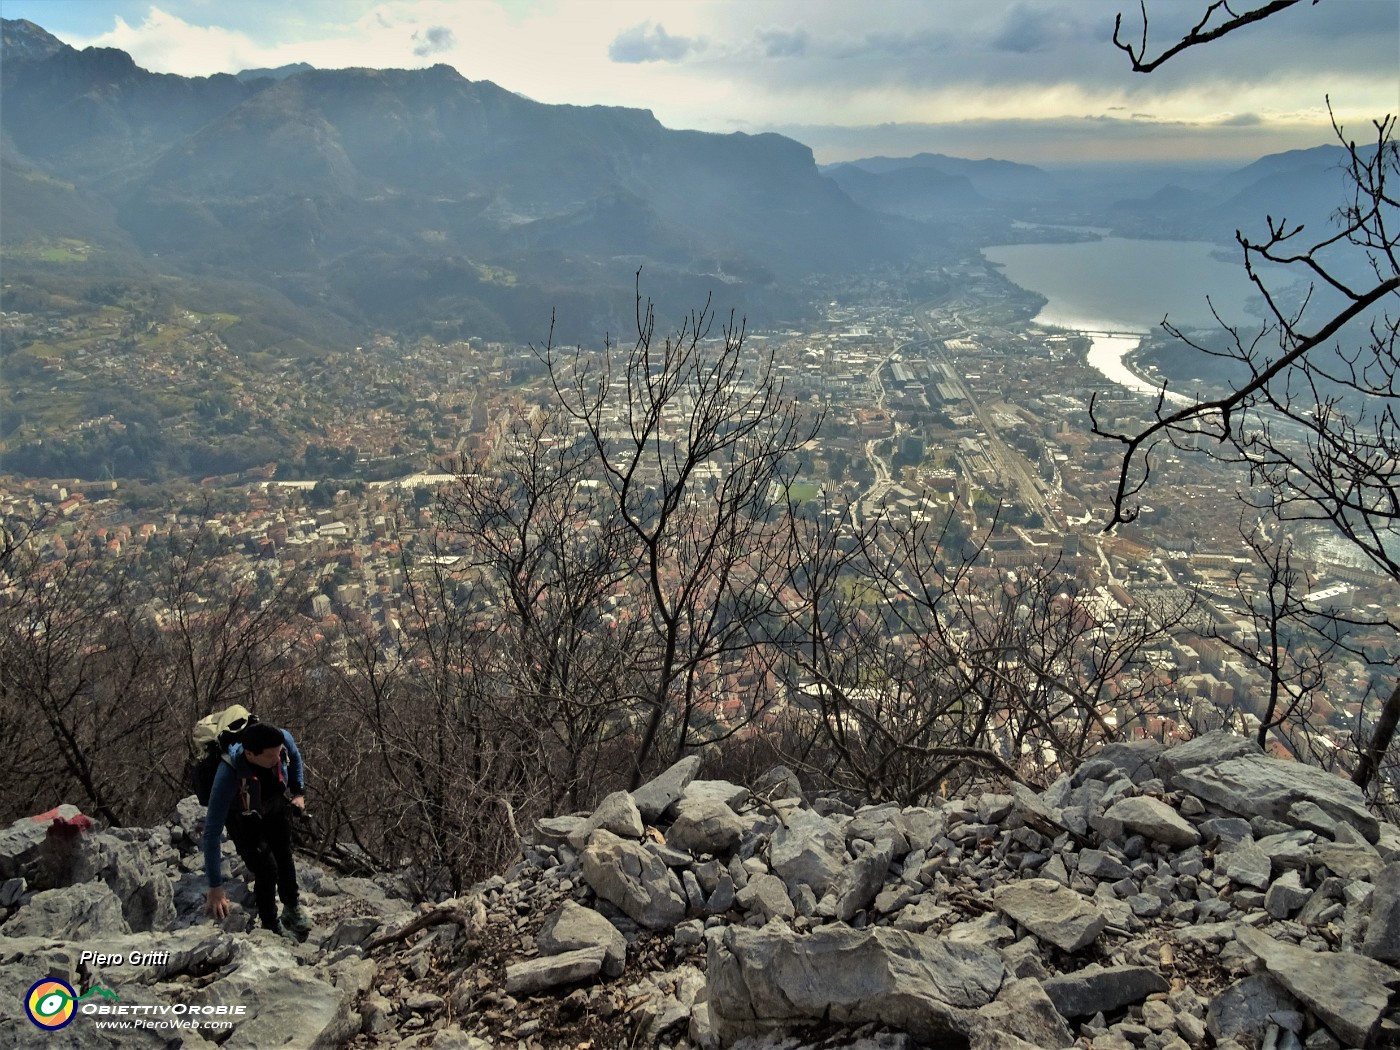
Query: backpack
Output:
[[190, 705, 258, 806]]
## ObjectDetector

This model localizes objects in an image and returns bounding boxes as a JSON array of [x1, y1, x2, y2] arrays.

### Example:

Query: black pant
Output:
[[229, 807, 299, 929]]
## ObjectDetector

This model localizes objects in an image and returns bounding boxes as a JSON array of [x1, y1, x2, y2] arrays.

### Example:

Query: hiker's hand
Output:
[[290, 795, 305, 812], [205, 888, 229, 920]]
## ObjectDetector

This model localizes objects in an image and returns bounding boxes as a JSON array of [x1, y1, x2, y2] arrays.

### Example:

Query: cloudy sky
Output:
[[3, 0, 1396, 164]]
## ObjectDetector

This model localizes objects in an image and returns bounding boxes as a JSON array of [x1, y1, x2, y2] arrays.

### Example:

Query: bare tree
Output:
[[1099, 1, 1400, 788], [774, 499, 1192, 805], [0, 541, 135, 823], [434, 409, 647, 811], [327, 545, 552, 895], [542, 277, 820, 787], [1208, 521, 1335, 754]]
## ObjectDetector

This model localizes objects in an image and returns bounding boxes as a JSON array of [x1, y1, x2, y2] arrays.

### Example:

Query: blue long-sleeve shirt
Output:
[[203, 728, 304, 888]]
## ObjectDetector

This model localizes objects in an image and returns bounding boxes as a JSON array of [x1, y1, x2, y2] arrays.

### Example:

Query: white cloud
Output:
[[79, 7, 274, 76], [50, 0, 1399, 163], [608, 22, 701, 64], [412, 25, 455, 58]]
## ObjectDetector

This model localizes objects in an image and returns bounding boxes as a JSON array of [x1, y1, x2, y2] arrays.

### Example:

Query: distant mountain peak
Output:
[[1, 17, 72, 64], [234, 62, 314, 83], [822, 151, 1058, 203]]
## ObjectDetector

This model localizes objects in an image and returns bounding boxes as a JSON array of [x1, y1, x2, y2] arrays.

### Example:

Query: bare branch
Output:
[[1097, 271, 1400, 529], [1114, 0, 1315, 73]]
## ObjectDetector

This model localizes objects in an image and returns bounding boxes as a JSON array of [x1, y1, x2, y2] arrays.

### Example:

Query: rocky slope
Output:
[[3, 731, 1400, 1049]]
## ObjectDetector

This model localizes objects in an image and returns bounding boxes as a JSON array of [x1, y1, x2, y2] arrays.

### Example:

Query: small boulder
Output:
[[1237, 924, 1400, 1047], [707, 923, 1003, 1045], [1363, 862, 1400, 963], [994, 879, 1107, 953], [975, 977, 1075, 1049], [580, 831, 686, 929], [1104, 796, 1200, 848], [1206, 973, 1299, 1045], [567, 791, 644, 850], [505, 946, 608, 996], [631, 756, 702, 822], [0, 881, 130, 940], [770, 809, 847, 897], [666, 797, 743, 857], [735, 873, 795, 923], [537, 900, 627, 978], [1041, 964, 1170, 1019]]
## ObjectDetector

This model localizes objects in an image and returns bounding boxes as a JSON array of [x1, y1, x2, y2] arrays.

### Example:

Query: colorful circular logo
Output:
[[25, 978, 76, 1030]]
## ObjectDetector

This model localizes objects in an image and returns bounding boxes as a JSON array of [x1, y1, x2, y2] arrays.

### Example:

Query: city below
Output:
[[4, 253, 1395, 775]]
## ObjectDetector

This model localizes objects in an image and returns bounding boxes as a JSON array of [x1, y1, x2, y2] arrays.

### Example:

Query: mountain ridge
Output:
[[0, 21, 906, 342]]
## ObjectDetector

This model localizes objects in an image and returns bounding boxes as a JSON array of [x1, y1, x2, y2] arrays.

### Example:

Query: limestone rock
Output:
[[1157, 731, 1261, 785], [679, 779, 752, 811], [707, 923, 1003, 1045], [1077, 848, 1131, 881], [752, 765, 804, 801], [537, 900, 626, 977], [770, 809, 847, 897], [203, 965, 356, 1050], [826, 839, 895, 923], [1206, 973, 1299, 1045], [1010, 782, 1068, 842], [1288, 800, 1341, 837], [567, 790, 645, 849], [0, 881, 130, 940], [505, 945, 607, 996], [580, 832, 686, 929], [0, 805, 86, 881], [631, 756, 702, 822], [1314, 841, 1383, 880], [1237, 924, 1400, 1047], [974, 977, 1074, 1049], [531, 815, 584, 847], [976, 794, 1014, 825], [0, 879, 22, 908], [1092, 739, 1166, 783], [893, 899, 951, 933], [667, 797, 743, 857], [1265, 870, 1311, 920], [735, 873, 795, 923], [1363, 861, 1400, 963], [846, 803, 911, 857], [994, 878, 1107, 953], [70, 832, 176, 933], [1219, 842, 1273, 890], [1103, 796, 1200, 848], [902, 808, 946, 852], [430, 1027, 494, 1049], [1041, 964, 1170, 1019], [1170, 754, 1379, 842]]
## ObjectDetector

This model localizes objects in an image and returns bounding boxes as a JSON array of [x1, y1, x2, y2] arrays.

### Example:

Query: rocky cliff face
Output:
[[3, 732, 1399, 1049]]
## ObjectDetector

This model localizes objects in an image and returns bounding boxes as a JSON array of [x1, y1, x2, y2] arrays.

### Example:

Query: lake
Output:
[[983, 237, 1262, 333], [983, 237, 1268, 402]]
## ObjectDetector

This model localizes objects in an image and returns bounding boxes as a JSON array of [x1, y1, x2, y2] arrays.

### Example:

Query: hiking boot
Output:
[[282, 904, 312, 934], [267, 918, 300, 943]]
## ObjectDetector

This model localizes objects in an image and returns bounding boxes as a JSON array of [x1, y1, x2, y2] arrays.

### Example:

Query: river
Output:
[[983, 236, 1262, 402]]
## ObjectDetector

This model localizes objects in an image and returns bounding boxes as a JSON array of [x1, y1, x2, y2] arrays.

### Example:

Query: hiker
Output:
[[202, 721, 311, 939]]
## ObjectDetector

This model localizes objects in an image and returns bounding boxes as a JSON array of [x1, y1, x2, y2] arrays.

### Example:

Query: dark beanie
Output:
[[239, 722, 285, 754]]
